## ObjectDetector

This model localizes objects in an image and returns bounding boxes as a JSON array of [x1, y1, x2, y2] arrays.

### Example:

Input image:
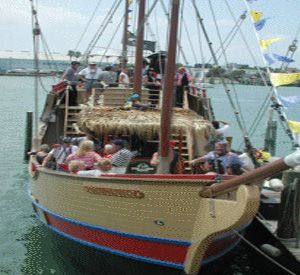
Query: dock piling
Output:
[[24, 111, 33, 161]]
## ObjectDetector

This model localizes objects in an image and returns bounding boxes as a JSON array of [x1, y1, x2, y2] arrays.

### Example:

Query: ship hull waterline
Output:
[[29, 168, 260, 274]]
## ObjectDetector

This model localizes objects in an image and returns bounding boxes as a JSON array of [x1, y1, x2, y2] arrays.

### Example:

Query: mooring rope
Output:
[[234, 230, 296, 275]]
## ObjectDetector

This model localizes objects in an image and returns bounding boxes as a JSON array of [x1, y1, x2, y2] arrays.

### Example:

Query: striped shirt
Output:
[[111, 148, 132, 167], [51, 145, 78, 165]]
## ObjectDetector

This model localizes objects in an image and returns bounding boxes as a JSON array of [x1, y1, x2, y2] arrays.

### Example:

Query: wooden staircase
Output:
[[172, 133, 192, 174], [63, 106, 84, 137]]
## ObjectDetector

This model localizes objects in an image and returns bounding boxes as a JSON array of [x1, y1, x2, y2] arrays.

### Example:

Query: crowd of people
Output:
[[33, 137, 134, 176], [45, 61, 271, 177], [31, 131, 271, 177], [60, 61, 193, 108]]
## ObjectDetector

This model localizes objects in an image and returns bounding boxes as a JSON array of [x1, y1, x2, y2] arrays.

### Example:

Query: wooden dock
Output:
[[259, 169, 300, 263], [260, 219, 300, 261]]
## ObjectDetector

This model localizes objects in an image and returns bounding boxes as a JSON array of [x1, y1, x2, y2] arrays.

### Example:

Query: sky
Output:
[[1, 0, 300, 67]]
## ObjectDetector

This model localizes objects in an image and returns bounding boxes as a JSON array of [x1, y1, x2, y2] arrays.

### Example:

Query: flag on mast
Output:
[[270, 72, 300, 87]]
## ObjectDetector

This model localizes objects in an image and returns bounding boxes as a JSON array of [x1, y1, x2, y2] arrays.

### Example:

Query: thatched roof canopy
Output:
[[77, 106, 214, 139]]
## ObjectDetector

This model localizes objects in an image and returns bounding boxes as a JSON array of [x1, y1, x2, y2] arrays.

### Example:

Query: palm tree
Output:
[[74, 51, 81, 60], [67, 50, 75, 61]]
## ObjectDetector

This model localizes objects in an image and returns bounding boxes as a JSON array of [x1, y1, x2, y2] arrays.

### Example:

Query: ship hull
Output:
[[32, 200, 245, 275], [29, 168, 259, 274]]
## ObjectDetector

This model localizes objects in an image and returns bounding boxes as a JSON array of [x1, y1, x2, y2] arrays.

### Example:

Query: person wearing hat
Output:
[[110, 139, 133, 174], [42, 137, 78, 171], [175, 66, 193, 107], [124, 92, 149, 110], [78, 62, 103, 100], [61, 61, 81, 106]]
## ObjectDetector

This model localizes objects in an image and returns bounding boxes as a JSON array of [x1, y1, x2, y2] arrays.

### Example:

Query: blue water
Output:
[[0, 76, 299, 274]]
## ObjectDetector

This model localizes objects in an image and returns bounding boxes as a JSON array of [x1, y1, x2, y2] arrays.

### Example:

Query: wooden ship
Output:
[[27, 1, 300, 274]]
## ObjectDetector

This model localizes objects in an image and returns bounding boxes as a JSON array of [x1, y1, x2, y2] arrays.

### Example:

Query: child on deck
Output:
[[68, 160, 86, 174], [77, 158, 114, 176]]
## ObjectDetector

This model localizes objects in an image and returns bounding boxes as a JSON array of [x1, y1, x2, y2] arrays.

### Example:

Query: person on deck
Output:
[[32, 144, 51, 165], [190, 142, 244, 175], [61, 61, 80, 106], [118, 67, 130, 87], [77, 158, 114, 177], [124, 93, 149, 110], [150, 140, 179, 174], [212, 120, 230, 143], [143, 67, 161, 107], [110, 139, 133, 174], [99, 65, 117, 86], [175, 66, 193, 108], [66, 140, 101, 170], [239, 147, 259, 170], [78, 62, 103, 100], [68, 160, 86, 174], [42, 137, 78, 171], [103, 144, 114, 159]]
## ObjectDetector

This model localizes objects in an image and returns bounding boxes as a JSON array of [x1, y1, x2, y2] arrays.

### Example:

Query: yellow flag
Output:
[[250, 10, 263, 23], [288, 120, 300, 133], [259, 38, 282, 50], [128, 0, 133, 5], [270, 73, 300, 87]]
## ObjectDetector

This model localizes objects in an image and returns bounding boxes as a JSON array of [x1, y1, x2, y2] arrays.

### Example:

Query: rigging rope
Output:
[[234, 230, 296, 275], [159, 0, 192, 74], [281, 22, 300, 71], [206, 11, 247, 64], [74, 0, 103, 52], [99, 15, 124, 64], [192, 0, 252, 149], [83, 0, 121, 63], [207, 0, 248, 135], [182, 18, 198, 64], [195, 6, 206, 82], [224, 0, 274, 150], [177, 0, 185, 62], [242, 0, 297, 148]]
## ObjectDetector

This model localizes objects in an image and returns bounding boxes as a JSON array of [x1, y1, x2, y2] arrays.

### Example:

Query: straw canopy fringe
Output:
[[77, 106, 214, 139]]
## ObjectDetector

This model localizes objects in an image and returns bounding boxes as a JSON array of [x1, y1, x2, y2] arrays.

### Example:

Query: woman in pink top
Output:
[[66, 140, 101, 170]]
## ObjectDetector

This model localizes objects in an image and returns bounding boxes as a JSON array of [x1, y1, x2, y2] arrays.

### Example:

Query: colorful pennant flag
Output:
[[264, 53, 276, 65], [278, 95, 300, 108], [288, 120, 300, 133], [255, 18, 268, 31], [259, 38, 282, 50], [272, 54, 294, 63], [250, 10, 263, 23], [270, 73, 300, 87], [264, 53, 294, 65]]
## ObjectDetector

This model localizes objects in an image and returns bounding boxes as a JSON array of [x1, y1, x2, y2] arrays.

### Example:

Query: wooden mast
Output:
[[157, 0, 180, 174], [30, 0, 41, 151], [121, 0, 129, 68], [133, 0, 145, 93]]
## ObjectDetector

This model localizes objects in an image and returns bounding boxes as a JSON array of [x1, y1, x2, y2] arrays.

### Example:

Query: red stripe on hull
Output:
[[46, 214, 188, 264], [103, 174, 234, 180]]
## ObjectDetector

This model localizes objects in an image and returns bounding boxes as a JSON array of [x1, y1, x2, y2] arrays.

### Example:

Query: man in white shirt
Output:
[[78, 63, 103, 99]]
